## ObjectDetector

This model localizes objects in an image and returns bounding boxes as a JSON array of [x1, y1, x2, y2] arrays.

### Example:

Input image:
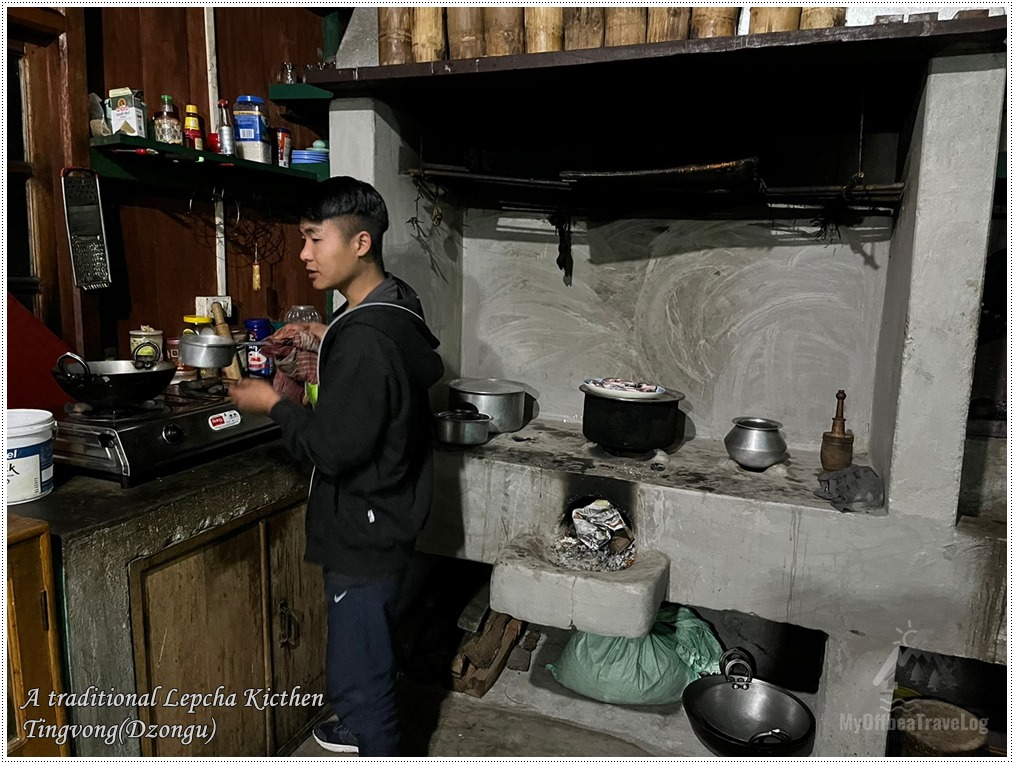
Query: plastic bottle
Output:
[[217, 98, 235, 156], [183, 104, 205, 150], [233, 95, 271, 163], [153, 94, 182, 145]]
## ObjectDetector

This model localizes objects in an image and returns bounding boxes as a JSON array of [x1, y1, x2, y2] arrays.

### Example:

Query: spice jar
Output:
[[181, 315, 214, 336]]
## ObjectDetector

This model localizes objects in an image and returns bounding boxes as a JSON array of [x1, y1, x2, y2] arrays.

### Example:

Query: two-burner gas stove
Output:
[[52, 381, 280, 486]]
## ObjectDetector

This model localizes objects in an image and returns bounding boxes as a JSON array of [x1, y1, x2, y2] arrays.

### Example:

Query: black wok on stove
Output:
[[51, 349, 176, 409]]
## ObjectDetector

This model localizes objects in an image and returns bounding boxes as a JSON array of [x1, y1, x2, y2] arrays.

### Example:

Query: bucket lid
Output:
[[7, 409, 55, 432]]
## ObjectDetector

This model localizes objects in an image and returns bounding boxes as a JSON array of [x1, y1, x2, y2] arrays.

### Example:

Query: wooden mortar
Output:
[[820, 389, 854, 471]]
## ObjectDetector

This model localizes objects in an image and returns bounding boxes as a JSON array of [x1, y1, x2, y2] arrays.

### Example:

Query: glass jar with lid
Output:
[[283, 305, 323, 324], [181, 315, 214, 336]]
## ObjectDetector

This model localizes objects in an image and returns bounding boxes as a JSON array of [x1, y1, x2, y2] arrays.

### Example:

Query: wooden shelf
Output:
[[269, 83, 333, 132], [89, 134, 328, 206], [297, 17, 997, 219], [305, 16, 1005, 99]]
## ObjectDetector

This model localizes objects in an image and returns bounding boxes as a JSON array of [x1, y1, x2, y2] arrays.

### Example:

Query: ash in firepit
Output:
[[548, 498, 636, 572]]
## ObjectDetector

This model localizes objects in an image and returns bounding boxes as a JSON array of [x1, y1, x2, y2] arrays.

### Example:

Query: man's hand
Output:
[[230, 378, 283, 415]]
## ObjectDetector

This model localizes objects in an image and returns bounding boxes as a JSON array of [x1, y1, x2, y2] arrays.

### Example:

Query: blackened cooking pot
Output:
[[580, 384, 685, 453], [682, 648, 816, 757]]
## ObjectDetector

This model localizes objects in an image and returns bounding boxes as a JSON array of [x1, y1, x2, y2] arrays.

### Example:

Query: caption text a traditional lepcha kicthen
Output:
[[21, 684, 324, 713], [19, 685, 325, 747]]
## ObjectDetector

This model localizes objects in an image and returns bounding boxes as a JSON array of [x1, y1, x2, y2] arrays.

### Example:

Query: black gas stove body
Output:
[[52, 383, 280, 487]]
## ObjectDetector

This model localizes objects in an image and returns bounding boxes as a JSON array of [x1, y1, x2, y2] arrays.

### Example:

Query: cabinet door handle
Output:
[[40, 590, 49, 631], [288, 607, 302, 648], [278, 600, 292, 648], [278, 600, 302, 649]]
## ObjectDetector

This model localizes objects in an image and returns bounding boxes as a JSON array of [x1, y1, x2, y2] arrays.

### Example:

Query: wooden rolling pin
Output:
[[211, 301, 243, 381]]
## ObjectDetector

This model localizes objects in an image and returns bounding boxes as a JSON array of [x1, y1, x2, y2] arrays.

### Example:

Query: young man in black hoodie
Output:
[[231, 176, 444, 757]]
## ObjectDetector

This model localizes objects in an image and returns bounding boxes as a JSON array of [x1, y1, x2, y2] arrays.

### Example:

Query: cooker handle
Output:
[[748, 728, 792, 747], [131, 341, 162, 369], [720, 647, 754, 688], [56, 352, 91, 380]]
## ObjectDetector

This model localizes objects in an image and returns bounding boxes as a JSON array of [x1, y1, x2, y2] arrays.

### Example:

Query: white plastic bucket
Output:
[[6, 409, 57, 504]]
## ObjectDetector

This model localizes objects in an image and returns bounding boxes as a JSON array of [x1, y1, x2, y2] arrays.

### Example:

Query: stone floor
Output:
[[291, 679, 653, 757], [290, 624, 720, 758]]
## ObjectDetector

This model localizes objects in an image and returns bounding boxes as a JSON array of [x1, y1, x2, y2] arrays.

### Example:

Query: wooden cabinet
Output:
[[265, 507, 327, 748], [128, 500, 326, 756], [7, 515, 69, 757]]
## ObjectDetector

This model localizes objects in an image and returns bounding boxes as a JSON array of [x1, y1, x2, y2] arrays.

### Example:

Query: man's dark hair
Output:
[[303, 176, 389, 271]]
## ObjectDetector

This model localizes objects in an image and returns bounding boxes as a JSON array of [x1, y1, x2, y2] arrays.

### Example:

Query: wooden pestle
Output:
[[820, 389, 854, 471], [211, 301, 243, 381]]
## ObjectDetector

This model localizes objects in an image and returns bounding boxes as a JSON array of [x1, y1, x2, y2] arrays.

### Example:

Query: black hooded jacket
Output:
[[270, 276, 444, 577]]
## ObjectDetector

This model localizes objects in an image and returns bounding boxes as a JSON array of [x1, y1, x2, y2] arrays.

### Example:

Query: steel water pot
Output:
[[723, 417, 787, 470]]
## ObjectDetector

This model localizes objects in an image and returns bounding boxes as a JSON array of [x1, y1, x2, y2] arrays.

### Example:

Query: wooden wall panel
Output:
[[215, 8, 326, 322], [93, 7, 325, 346], [110, 199, 219, 357]]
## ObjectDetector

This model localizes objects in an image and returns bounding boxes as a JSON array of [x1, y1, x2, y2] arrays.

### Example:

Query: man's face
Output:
[[298, 218, 369, 292]]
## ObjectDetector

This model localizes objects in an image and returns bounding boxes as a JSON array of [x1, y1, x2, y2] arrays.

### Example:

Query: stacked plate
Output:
[[291, 148, 328, 166]]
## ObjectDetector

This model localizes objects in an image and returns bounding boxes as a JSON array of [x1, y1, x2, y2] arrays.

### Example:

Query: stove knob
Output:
[[162, 423, 186, 445]]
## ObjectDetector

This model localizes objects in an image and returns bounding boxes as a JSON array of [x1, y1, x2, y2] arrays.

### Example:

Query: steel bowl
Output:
[[683, 648, 815, 757], [434, 410, 493, 446]]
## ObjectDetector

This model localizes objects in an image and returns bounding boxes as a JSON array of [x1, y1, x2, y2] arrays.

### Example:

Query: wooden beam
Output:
[[7, 7, 66, 40]]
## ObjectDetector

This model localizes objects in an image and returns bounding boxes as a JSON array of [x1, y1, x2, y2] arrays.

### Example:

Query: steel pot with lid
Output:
[[682, 647, 816, 757], [51, 344, 177, 408], [178, 333, 238, 369], [447, 378, 538, 434]]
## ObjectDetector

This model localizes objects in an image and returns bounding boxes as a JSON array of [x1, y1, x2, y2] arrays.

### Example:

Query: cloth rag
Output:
[[261, 330, 320, 406], [814, 465, 884, 513]]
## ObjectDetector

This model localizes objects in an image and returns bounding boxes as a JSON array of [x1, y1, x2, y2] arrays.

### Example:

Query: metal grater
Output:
[[61, 167, 113, 290]]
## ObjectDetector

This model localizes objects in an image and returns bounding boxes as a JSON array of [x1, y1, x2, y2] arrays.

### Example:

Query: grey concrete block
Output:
[[490, 533, 670, 638]]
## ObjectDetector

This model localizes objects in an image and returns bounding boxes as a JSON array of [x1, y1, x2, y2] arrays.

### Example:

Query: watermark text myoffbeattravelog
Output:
[[840, 712, 989, 733]]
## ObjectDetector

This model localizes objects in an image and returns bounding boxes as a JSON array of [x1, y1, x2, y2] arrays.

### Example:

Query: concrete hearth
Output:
[[490, 533, 670, 638], [328, 27, 1005, 754]]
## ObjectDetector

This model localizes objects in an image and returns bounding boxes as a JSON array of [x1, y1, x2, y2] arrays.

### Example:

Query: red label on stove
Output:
[[208, 410, 242, 431]]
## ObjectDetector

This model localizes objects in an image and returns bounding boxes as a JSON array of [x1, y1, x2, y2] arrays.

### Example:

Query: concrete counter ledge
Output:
[[436, 418, 859, 514], [14, 441, 308, 542]]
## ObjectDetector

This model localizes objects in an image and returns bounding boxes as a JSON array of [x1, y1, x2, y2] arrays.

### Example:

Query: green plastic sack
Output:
[[546, 605, 723, 705]]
